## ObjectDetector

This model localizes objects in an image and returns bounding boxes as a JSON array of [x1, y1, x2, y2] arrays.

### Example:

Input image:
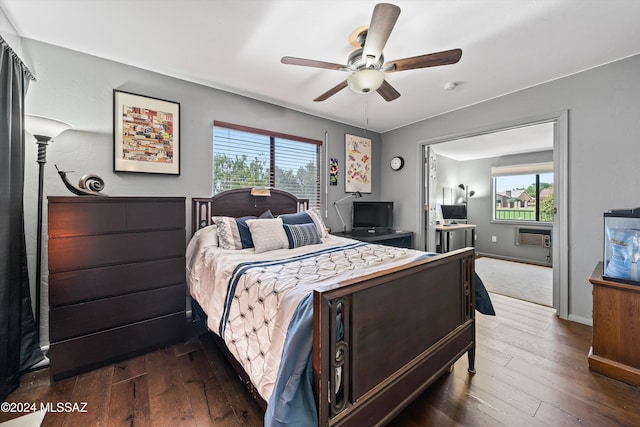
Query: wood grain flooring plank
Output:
[[112, 354, 147, 385], [145, 347, 195, 427], [64, 365, 114, 426], [40, 377, 78, 427], [199, 335, 264, 426], [177, 348, 239, 427], [107, 374, 151, 427]]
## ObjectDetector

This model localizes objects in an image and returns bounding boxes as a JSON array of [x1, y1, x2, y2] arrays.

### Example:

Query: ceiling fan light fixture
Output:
[[347, 68, 385, 94]]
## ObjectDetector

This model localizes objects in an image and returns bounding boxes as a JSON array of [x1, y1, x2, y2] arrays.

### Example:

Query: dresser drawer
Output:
[[49, 312, 185, 381], [49, 283, 185, 341], [48, 197, 185, 237], [49, 257, 185, 307], [49, 229, 186, 272]]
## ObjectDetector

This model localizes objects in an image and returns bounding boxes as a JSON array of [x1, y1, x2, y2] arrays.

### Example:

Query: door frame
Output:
[[417, 110, 568, 319]]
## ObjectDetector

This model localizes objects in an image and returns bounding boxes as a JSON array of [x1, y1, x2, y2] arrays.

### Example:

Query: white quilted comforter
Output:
[[186, 232, 424, 401]]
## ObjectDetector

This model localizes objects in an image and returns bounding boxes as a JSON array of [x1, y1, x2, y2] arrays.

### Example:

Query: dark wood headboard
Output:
[[192, 188, 309, 233]]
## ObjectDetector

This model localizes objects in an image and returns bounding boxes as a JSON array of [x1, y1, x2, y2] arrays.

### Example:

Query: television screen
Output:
[[441, 204, 467, 220], [352, 201, 394, 229]]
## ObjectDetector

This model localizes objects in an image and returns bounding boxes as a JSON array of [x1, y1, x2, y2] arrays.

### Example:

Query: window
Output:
[[492, 162, 553, 222], [213, 121, 321, 210]]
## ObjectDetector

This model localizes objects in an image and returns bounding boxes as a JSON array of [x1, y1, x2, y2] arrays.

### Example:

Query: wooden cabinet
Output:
[[48, 196, 186, 381], [588, 262, 640, 386], [332, 230, 414, 248]]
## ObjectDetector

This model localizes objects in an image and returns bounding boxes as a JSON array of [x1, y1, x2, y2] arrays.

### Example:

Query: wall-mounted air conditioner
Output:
[[515, 227, 551, 248]]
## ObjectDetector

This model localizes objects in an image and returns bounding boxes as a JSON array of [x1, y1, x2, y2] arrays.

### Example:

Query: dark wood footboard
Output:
[[313, 247, 476, 426]]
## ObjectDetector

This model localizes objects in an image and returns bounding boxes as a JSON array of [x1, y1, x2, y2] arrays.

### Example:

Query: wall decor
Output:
[[345, 133, 371, 193], [113, 90, 180, 175], [329, 158, 338, 186], [55, 165, 107, 196]]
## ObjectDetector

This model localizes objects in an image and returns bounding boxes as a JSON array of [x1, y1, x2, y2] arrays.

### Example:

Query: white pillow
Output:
[[306, 209, 328, 238], [196, 224, 218, 247], [212, 216, 242, 250], [246, 218, 289, 253]]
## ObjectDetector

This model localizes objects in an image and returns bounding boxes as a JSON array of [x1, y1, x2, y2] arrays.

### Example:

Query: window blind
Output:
[[213, 122, 321, 210]]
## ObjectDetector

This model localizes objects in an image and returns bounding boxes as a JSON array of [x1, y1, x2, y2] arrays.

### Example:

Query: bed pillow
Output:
[[235, 215, 258, 249], [306, 209, 328, 238], [283, 223, 321, 249], [212, 216, 243, 250], [246, 218, 289, 253], [195, 224, 218, 248], [280, 210, 327, 238], [259, 209, 274, 219]]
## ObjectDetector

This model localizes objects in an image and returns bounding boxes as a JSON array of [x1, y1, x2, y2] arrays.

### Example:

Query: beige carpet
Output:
[[475, 257, 552, 306]]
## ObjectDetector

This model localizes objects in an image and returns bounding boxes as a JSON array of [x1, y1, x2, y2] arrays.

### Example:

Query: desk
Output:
[[436, 224, 476, 253], [332, 230, 413, 249]]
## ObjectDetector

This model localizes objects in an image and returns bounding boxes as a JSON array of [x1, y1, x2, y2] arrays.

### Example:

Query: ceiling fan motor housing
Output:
[[347, 48, 384, 71]]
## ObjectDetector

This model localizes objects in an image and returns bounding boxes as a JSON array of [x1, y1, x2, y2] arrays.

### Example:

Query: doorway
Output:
[[418, 112, 568, 318]]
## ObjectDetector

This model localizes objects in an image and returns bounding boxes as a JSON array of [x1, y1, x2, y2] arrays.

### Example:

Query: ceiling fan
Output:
[[281, 3, 462, 102]]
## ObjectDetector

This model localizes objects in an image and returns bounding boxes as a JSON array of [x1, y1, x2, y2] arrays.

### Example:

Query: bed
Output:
[[187, 188, 480, 426]]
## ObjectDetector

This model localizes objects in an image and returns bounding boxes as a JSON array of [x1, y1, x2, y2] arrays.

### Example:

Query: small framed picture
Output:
[[113, 90, 180, 175]]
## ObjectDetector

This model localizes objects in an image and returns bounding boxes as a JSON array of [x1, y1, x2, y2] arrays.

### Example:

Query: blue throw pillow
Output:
[[283, 223, 321, 249], [280, 211, 313, 225], [235, 215, 257, 249]]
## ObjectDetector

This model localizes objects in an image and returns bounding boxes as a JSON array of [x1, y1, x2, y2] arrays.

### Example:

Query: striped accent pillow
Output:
[[283, 222, 322, 249]]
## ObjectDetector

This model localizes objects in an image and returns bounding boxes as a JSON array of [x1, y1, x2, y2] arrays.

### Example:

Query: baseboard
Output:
[[476, 252, 552, 268], [568, 313, 592, 326]]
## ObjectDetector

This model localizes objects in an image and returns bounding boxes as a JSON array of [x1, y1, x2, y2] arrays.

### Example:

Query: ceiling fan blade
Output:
[[385, 48, 462, 72], [314, 80, 349, 102], [362, 3, 401, 65], [281, 56, 346, 71], [376, 79, 401, 102]]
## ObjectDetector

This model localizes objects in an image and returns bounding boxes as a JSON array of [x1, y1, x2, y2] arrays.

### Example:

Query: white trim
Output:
[[491, 161, 553, 176]]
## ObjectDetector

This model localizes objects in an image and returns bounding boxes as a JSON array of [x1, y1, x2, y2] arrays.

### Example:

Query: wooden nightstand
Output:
[[332, 230, 414, 249], [47, 196, 186, 381]]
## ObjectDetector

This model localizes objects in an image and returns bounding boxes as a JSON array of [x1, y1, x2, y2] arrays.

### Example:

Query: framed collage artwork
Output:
[[113, 90, 180, 175]]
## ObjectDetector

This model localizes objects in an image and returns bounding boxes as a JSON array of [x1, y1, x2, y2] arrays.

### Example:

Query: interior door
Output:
[[424, 146, 437, 252]]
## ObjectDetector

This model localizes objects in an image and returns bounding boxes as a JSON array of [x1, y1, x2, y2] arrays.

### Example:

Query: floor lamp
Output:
[[25, 114, 72, 339]]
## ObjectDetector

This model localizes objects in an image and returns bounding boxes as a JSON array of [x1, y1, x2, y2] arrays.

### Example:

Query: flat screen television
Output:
[[441, 204, 467, 221], [352, 201, 394, 230]]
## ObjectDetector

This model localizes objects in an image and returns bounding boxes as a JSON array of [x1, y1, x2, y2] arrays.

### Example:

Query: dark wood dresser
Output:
[[47, 196, 186, 381]]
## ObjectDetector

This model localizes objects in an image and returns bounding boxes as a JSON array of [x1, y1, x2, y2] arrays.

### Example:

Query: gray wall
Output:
[[18, 38, 382, 344], [381, 53, 640, 324]]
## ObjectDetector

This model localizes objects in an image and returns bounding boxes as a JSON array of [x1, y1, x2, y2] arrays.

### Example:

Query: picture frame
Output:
[[113, 90, 180, 175], [345, 133, 372, 193]]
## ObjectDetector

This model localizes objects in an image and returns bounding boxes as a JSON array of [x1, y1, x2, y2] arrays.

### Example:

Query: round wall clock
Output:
[[390, 156, 404, 171]]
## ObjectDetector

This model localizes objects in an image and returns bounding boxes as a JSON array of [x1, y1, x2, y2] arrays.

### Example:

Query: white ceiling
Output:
[[2, 0, 640, 135], [431, 121, 555, 161]]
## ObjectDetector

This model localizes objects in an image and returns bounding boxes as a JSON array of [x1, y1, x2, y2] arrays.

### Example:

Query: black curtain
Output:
[[0, 36, 43, 402]]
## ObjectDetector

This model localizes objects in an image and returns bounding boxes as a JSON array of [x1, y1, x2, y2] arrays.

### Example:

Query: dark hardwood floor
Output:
[[3, 293, 640, 426]]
